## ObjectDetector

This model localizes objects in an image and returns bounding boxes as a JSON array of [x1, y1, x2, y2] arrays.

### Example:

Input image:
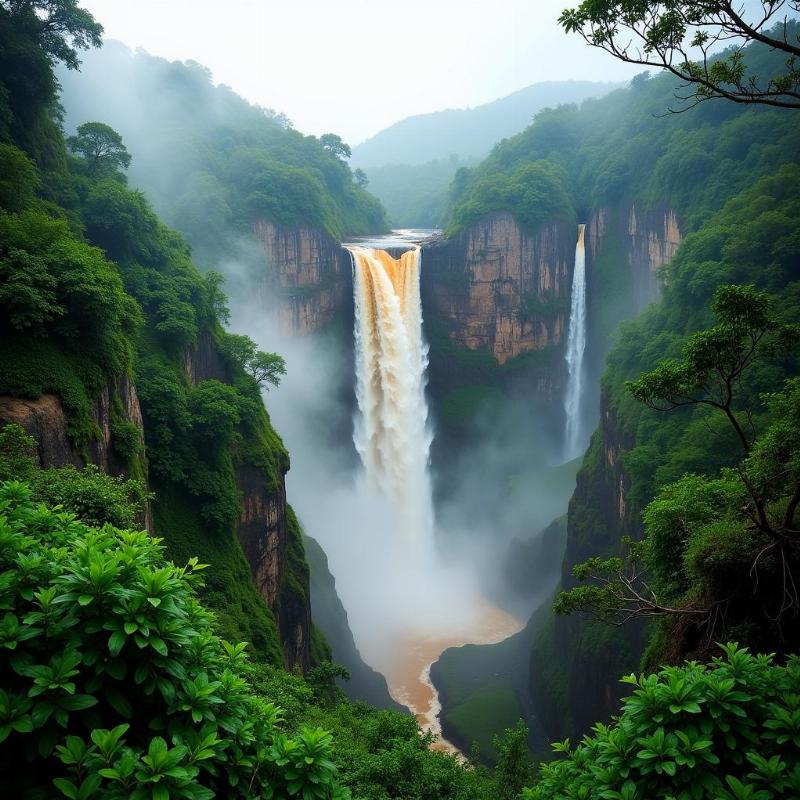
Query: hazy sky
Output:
[[79, 0, 641, 144]]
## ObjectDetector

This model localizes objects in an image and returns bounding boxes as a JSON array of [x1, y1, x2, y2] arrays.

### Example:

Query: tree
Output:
[[319, 133, 352, 161], [559, 1, 800, 109], [353, 168, 369, 188], [67, 121, 131, 174], [555, 285, 800, 657], [0, 0, 103, 69], [494, 720, 531, 800], [220, 333, 286, 390]]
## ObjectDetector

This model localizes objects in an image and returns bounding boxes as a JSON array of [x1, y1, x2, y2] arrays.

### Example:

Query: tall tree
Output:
[[0, 0, 102, 69], [318, 133, 352, 161], [559, 1, 800, 109], [67, 121, 131, 174], [555, 285, 800, 659]]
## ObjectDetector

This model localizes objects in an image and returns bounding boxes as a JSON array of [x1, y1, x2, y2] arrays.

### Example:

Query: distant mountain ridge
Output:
[[352, 80, 622, 168]]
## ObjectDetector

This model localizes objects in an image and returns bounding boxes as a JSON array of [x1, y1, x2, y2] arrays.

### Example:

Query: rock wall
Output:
[[184, 330, 313, 671], [0, 376, 143, 475], [252, 220, 351, 335], [0, 376, 152, 529], [587, 204, 682, 306], [422, 212, 574, 365], [529, 203, 682, 743]]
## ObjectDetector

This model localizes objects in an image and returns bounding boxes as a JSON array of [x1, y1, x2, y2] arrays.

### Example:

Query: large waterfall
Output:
[[563, 224, 587, 460], [349, 245, 434, 552]]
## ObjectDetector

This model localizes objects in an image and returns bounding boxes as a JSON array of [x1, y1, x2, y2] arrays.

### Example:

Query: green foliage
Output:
[[494, 719, 532, 800], [0, 424, 149, 529], [67, 121, 131, 175], [524, 645, 800, 800], [558, 286, 800, 657], [219, 332, 286, 391], [0, 0, 102, 71], [0, 142, 40, 211], [111, 417, 143, 462], [447, 160, 574, 234], [559, 5, 800, 109], [0, 481, 347, 799], [58, 46, 388, 253], [445, 48, 800, 229]]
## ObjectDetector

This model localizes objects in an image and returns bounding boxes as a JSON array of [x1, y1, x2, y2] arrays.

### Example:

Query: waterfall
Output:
[[349, 245, 434, 551], [563, 224, 587, 460]]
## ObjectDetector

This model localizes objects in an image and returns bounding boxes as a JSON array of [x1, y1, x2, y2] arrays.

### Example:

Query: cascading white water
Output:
[[349, 245, 434, 553], [563, 224, 587, 460]]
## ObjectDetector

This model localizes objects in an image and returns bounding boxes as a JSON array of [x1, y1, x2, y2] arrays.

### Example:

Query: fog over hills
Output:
[[351, 80, 621, 168]]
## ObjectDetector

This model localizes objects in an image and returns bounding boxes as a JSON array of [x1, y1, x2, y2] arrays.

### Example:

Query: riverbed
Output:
[[365, 604, 523, 753]]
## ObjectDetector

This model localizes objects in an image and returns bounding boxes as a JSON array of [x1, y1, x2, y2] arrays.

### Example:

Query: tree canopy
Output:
[[559, 2, 800, 109], [0, 0, 102, 69], [67, 121, 131, 174]]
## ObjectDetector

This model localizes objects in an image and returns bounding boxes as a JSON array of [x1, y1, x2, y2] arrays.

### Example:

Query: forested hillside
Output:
[[57, 41, 387, 269], [436, 23, 800, 756]]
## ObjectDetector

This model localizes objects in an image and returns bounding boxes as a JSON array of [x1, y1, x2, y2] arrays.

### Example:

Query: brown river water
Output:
[[365, 604, 523, 753]]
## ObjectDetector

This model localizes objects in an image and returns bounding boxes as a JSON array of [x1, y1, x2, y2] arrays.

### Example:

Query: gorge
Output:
[[4, 6, 800, 797]]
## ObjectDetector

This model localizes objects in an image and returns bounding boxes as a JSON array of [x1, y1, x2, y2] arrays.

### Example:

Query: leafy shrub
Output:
[[0, 481, 347, 799], [110, 417, 143, 462], [0, 423, 149, 530], [524, 645, 800, 800]]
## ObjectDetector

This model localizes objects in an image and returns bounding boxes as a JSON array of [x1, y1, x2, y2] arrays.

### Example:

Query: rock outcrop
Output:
[[0, 376, 145, 476], [252, 220, 351, 335], [0, 376, 153, 529], [422, 212, 573, 365]]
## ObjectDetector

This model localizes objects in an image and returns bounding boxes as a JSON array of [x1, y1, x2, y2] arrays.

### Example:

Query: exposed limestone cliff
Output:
[[184, 331, 313, 671], [587, 204, 682, 306], [252, 220, 351, 335], [423, 212, 573, 365]]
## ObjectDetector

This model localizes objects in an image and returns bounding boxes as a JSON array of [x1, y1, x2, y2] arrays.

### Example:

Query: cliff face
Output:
[[0, 376, 144, 476], [184, 331, 313, 671], [422, 212, 573, 365], [0, 377, 152, 528], [529, 203, 682, 743], [587, 204, 682, 307], [252, 220, 351, 335]]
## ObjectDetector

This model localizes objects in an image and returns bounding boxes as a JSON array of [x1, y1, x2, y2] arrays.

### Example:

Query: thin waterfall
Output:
[[349, 245, 434, 551], [564, 224, 587, 460]]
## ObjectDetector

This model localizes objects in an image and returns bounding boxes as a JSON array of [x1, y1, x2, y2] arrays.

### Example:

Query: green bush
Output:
[[0, 424, 149, 530], [110, 417, 143, 462], [0, 481, 347, 799], [524, 645, 800, 800]]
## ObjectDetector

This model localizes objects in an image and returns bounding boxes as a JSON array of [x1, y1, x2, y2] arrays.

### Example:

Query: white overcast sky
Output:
[[80, 0, 642, 144]]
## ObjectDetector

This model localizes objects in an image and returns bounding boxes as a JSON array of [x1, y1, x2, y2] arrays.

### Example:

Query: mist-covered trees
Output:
[[559, 2, 800, 110], [56, 46, 387, 255]]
